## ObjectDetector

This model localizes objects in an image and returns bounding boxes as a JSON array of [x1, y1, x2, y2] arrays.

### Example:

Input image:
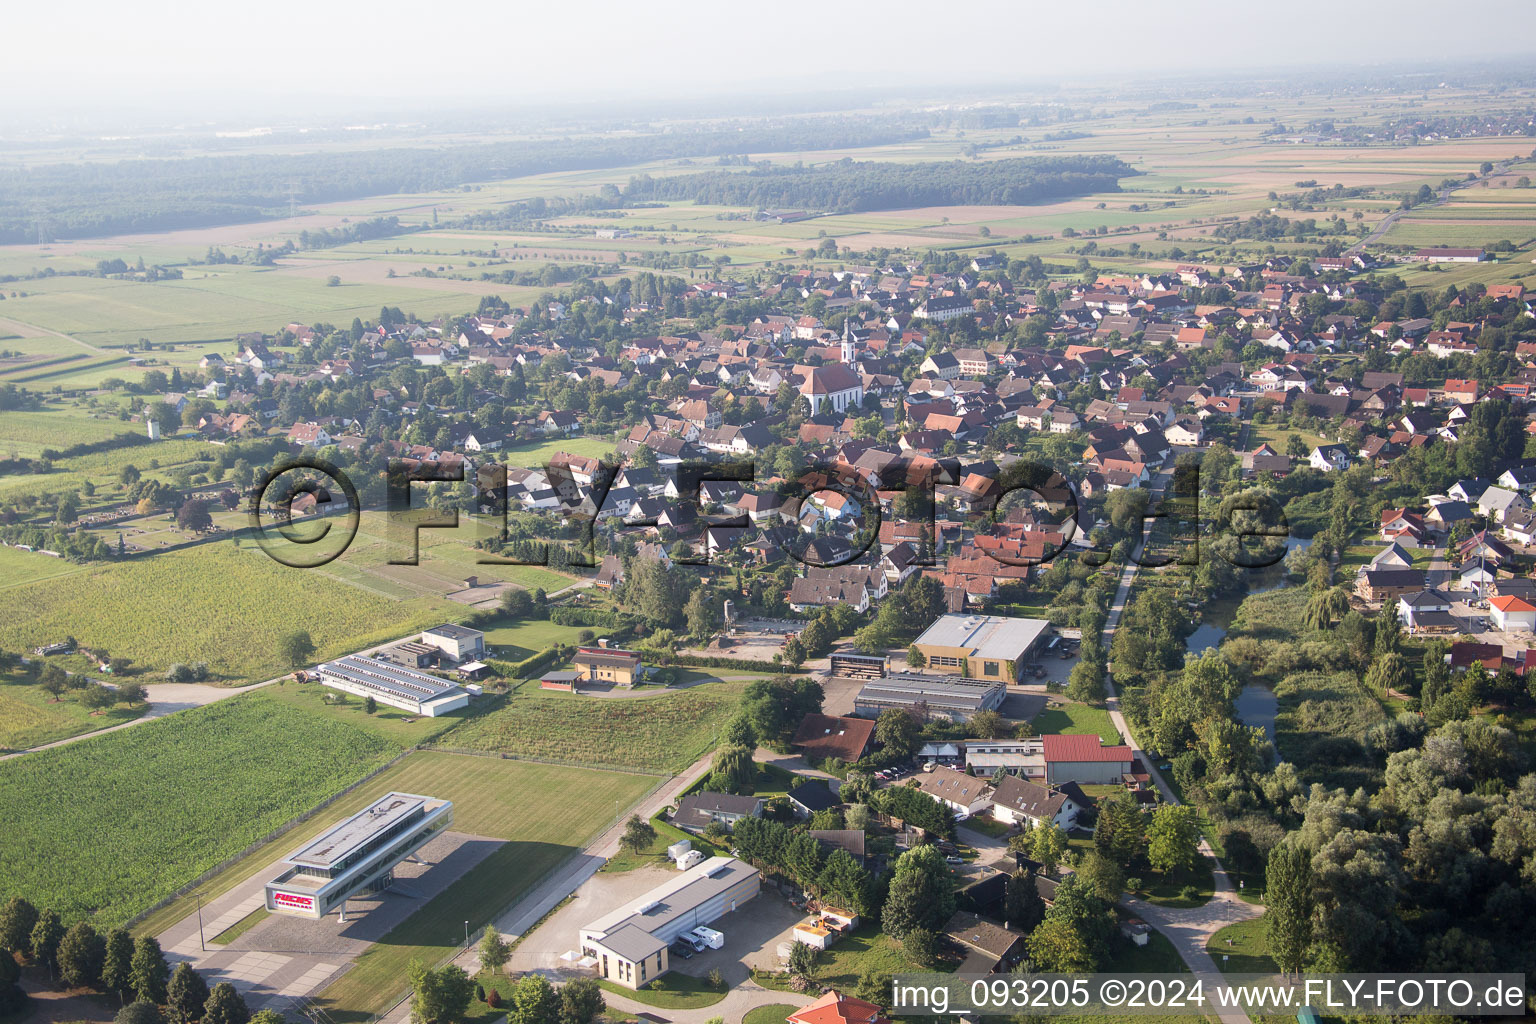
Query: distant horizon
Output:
[[4, 0, 1536, 134]]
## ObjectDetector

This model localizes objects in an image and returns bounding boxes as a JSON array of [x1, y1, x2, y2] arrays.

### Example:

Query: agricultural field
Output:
[[0, 691, 405, 925], [0, 671, 148, 752], [0, 542, 462, 681], [439, 682, 745, 772], [0, 406, 132, 457], [310, 751, 659, 1021], [0, 544, 88, 589]]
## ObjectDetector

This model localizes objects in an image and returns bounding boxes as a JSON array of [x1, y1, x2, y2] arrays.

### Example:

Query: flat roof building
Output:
[[420, 623, 486, 664], [853, 671, 1005, 722], [265, 792, 452, 920], [580, 856, 759, 989], [317, 654, 471, 717], [912, 614, 1051, 683]]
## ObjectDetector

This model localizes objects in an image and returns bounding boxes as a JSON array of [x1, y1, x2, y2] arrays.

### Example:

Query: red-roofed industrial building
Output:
[[1042, 733, 1135, 785]]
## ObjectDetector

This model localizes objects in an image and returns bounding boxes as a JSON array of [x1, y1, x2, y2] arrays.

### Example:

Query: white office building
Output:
[[580, 857, 759, 989], [265, 793, 453, 920]]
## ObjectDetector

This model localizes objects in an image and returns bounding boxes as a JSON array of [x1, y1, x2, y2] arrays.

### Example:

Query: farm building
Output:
[[911, 613, 1051, 682], [852, 671, 1006, 722], [264, 792, 452, 921], [579, 856, 759, 989], [317, 655, 471, 716]]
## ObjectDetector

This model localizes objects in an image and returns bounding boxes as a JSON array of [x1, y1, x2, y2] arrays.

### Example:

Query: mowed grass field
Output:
[[0, 691, 406, 926], [0, 672, 148, 751], [442, 683, 744, 772], [0, 543, 461, 681], [310, 752, 659, 1021]]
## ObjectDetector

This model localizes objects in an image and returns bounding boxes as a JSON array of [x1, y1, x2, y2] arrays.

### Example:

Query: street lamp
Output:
[[464, 920, 470, 947], [195, 891, 207, 952]]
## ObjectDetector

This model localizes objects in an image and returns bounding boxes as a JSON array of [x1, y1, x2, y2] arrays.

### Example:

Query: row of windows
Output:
[[928, 655, 962, 667]]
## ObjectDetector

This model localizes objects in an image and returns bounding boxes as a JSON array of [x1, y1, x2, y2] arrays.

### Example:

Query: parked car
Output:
[[669, 941, 695, 960], [945, 855, 964, 865]]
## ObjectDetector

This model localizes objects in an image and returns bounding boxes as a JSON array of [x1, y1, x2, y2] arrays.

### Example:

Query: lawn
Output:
[[209, 907, 268, 946], [312, 753, 658, 1021], [743, 1005, 803, 1024], [1104, 926, 1189, 974], [753, 923, 934, 994], [0, 690, 405, 926], [0, 674, 148, 752], [500, 436, 618, 468], [0, 546, 89, 590], [1137, 859, 1217, 910], [0, 543, 462, 682], [439, 682, 743, 773], [600, 811, 722, 874], [481, 617, 592, 661], [1030, 702, 1122, 743], [1208, 917, 1276, 974], [597, 973, 726, 1010]]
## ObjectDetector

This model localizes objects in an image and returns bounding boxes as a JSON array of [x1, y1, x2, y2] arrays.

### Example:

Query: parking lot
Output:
[[505, 863, 803, 986]]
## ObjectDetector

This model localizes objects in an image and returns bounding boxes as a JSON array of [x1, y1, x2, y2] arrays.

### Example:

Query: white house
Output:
[[1309, 445, 1351, 473], [989, 776, 1082, 830], [1490, 594, 1536, 632]]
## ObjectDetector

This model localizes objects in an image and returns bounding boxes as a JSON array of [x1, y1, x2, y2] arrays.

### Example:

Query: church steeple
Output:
[[841, 318, 856, 365]]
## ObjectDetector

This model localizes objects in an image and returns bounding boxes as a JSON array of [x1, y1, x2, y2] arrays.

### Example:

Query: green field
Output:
[[0, 545, 89, 589], [499, 435, 618, 467], [480, 617, 591, 660], [440, 683, 743, 772], [0, 543, 462, 681], [0, 673, 148, 751], [0, 691, 406, 925], [311, 752, 658, 1020]]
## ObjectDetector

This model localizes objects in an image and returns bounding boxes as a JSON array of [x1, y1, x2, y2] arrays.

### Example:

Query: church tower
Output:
[[841, 318, 857, 365]]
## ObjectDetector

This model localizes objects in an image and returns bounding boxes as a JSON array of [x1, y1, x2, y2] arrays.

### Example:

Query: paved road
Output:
[[2, 626, 441, 760], [1100, 557, 1258, 1024]]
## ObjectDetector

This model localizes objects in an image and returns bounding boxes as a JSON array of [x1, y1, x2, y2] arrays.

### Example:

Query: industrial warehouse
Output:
[[265, 793, 454, 920], [852, 671, 1006, 722], [910, 613, 1052, 681], [317, 654, 473, 716], [578, 857, 759, 989]]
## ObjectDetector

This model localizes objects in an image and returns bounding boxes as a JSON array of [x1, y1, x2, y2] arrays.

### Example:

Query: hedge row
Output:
[[634, 649, 785, 673], [492, 644, 572, 680], [549, 607, 627, 628]]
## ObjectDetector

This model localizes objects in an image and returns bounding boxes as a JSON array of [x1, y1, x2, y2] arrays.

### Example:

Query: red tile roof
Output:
[[1041, 734, 1133, 763], [788, 990, 890, 1024]]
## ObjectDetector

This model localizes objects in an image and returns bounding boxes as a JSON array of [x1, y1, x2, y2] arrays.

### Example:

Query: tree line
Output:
[[619, 156, 1136, 214]]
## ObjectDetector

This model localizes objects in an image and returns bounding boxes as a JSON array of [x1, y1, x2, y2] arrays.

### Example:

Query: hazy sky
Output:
[[8, 0, 1536, 115]]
